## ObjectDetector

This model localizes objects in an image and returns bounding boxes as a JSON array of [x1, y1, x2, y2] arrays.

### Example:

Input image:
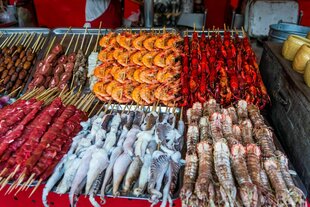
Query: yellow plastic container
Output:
[[304, 61, 310, 87], [282, 35, 310, 61], [293, 44, 310, 73]]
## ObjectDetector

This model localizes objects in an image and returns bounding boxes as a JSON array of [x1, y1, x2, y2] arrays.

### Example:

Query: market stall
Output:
[[0, 26, 307, 207]]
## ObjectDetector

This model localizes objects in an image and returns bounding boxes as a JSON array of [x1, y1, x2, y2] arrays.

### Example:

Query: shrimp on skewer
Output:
[[264, 158, 295, 206], [213, 139, 236, 207], [275, 150, 307, 207], [231, 144, 258, 207]]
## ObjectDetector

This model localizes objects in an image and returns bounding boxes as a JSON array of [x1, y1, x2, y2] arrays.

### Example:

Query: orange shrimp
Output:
[[142, 51, 158, 68], [132, 85, 147, 105], [139, 68, 159, 84], [111, 86, 132, 103], [126, 67, 137, 83], [116, 51, 134, 67], [93, 82, 111, 99], [131, 50, 148, 66], [106, 80, 121, 96], [99, 32, 115, 48], [133, 67, 145, 83], [98, 47, 114, 62], [166, 50, 181, 66], [93, 62, 114, 81], [132, 34, 149, 50], [114, 67, 133, 84], [140, 84, 158, 104], [110, 64, 122, 78], [113, 48, 125, 61], [116, 32, 137, 50], [123, 83, 138, 100], [167, 35, 183, 48], [154, 33, 171, 50], [143, 36, 157, 51]]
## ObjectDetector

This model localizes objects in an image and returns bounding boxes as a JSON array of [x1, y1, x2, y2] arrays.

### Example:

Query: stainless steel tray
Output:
[[114, 27, 178, 34], [0, 27, 50, 34], [53, 27, 111, 35], [182, 29, 245, 38]]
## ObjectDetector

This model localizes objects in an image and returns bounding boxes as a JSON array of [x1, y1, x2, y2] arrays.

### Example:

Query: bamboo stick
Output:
[[65, 34, 76, 55], [80, 27, 88, 51], [85, 34, 94, 55], [60, 27, 72, 45], [25, 33, 36, 49], [73, 34, 80, 52], [93, 21, 102, 52], [45, 36, 56, 58]]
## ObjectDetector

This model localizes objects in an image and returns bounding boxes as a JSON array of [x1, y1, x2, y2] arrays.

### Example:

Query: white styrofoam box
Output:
[[244, 0, 299, 37]]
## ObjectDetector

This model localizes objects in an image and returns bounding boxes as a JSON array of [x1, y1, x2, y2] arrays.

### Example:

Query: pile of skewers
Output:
[[28, 28, 100, 91], [44, 104, 185, 207], [0, 32, 47, 96], [92, 30, 183, 106], [0, 88, 95, 197], [181, 28, 270, 109], [180, 99, 306, 207]]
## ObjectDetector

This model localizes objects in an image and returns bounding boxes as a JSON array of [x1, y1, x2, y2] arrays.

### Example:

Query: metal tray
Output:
[[53, 27, 111, 35], [114, 27, 178, 34], [0, 27, 50, 34], [181, 29, 245, 38]]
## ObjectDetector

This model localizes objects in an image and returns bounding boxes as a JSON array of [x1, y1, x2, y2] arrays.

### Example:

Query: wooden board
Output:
[[260, 41, 310, 195]]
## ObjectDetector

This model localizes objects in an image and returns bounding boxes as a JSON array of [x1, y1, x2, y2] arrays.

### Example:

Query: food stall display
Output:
[[0, 26, 307, 207], [0, 32, 48, 97], [180, 99, 306, 207], [180, 29, 269, 108], [92, 31, 183, 106], [44, 104, 185, 207], [0, 88, 94, 197]]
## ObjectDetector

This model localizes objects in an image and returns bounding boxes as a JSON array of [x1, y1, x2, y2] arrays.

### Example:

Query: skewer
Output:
[[28, 178, 42, 197], [45, 36, 56, 58], [25, 33, 36, 49], [39, 37, 47, 51], [180, 107, 183, 121], [85, 34, 94, 55], [20, 32, 30, 46], [241, 27, 246, 37], [88, 100, 99, 117], [16, 173, 34, 194], [127, 102, 134, 113], [65, 34, 76, 55], [5, 173, 24, 195], [80, 27, 88, 51], [93, 21, 102, 52], [8, 86, 22, 97], [224, 23, 226, 31], [104, 100, 112, 113], [23, 33, 34, 48], [31, 33, 42, 51], [24, 178, 35, 191], [73, 34, 80, 53], [0, 164, 20, 190], [6, 33, 17, 48], [96, 103, 105, 116], [60, 27, 72, 45], [0, 35, 11, 48], [14, 33, 25, 46], [86, 96, 96, 112]]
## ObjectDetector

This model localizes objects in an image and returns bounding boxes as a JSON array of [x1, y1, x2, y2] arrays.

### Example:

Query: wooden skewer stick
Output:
[[0, 168, 7, 177], [73, 34, 80, 53], [86, 96, 96, 112], [25, 33, 36, 50], [65, 34, 76, 55], [93, 21, 102, 52], [45, 36, 56, 58], [23, 33, 34, 48], [24, 178, 35, 191], [126, 102, 134, 114], [60, 27, 72, 45], [0, 164, 20, 190], [8, 86, 22, 97], [14, 33, 25, 46], [96, 103, 105, 116], [28, 178, 42, 198], [31, 33, 42, 51], [180, 107, 183, 121], [80, 27, 88, 51], [39, 37, 47, 51], [5, 173, 24, 195], [0, 36, 11, 48], [104, 100, 112, 113], [20, 32, 30, 46], [7, 33, 17, 48], [88, 100, 99, 117], [85, 34, 94, 55]]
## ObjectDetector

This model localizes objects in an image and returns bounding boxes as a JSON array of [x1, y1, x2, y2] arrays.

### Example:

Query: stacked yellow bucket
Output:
[[282, 32, 310, 87]]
